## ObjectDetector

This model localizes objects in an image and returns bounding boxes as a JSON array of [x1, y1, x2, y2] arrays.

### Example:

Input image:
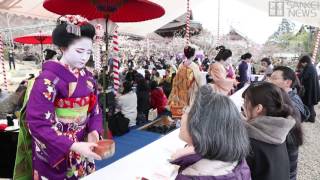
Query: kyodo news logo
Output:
[[269, 0, 320, 17]]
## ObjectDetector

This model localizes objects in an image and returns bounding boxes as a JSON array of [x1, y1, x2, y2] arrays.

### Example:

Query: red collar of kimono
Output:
[[56, 60, 85, 78]]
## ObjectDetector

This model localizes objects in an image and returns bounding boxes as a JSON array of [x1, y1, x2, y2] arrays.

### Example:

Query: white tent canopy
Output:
[[0, 0, 207, 36]]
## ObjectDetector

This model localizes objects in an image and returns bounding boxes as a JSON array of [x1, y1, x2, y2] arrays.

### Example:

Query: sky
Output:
[[192, 0, 286, 44]]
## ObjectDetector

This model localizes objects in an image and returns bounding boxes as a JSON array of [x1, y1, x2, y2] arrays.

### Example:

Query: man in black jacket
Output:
[[269, 66, 306, 180], [298, 55, 320, 123], [269, 66, 309, 121]]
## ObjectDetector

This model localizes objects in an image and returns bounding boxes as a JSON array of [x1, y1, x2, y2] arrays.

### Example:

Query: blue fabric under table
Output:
[[95, 129, 161, 170]]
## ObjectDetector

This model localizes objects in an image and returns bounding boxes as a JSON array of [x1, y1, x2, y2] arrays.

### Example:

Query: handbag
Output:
[[148, 108, 158, 121]]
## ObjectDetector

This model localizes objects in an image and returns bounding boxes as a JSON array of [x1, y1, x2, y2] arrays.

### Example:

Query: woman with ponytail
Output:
[[242, 82, 296, 180], [208, 46, 237, 95]]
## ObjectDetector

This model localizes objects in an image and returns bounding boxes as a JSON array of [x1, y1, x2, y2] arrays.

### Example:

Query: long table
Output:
[[84, 82, 253, 180]]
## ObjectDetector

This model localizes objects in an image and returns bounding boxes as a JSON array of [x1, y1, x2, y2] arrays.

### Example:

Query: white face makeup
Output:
[[61, 38, 93, 69]]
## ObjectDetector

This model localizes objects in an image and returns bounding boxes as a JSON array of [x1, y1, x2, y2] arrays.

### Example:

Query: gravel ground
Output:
[[297, 104, 320, 180]]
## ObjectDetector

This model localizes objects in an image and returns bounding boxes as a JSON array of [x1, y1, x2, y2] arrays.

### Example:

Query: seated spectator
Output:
[[242, 82, 296, 180], [136, 79, 150, 123], [117, 81, 137, 127], [160, 69, 173, 98], [150, 81, 168, 114], [109, 81, 137, 136], [145, 69, 151, 81], [170, 85, 251, 179], [0, 83, 27, 119]]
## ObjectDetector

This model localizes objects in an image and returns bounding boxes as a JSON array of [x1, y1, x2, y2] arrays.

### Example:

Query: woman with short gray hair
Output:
[[170, 84, 251, 180]]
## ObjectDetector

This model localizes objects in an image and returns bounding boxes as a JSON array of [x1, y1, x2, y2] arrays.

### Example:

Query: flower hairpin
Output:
[[58, 15, 89, 36]]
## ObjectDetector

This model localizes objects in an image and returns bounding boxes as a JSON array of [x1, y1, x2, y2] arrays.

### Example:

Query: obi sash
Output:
[[54, 95, 94, 126]]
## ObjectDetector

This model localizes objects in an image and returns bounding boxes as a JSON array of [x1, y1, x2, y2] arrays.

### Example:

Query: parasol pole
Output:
[[102, 15, 109, 139], [39, 31, 44, 64], [41, 42, 44, 64]]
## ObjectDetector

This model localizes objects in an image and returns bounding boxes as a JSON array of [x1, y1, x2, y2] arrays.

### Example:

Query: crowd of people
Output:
[[0, 17, 319, 180], [96, 43, 319, 179]]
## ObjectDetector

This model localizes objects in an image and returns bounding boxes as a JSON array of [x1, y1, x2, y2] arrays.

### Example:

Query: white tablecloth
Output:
[[84, 83, 253, 180]]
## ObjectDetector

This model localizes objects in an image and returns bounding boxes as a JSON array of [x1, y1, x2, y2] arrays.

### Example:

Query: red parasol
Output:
[[14, 32, 52, 45], [43, 0, 165, 22], [14, 32, 52, 62]]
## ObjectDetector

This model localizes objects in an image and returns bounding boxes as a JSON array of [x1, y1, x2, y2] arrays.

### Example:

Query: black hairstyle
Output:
[[137, 78, 150, 92], [261, 57, 271, 65], [150, 80, 159, 90], [242, 82, 293, 118], [188, 84, 250, 161], [44, 48, 57, 60], [214, 46, 232, 61], [184, 46, 196, 59], [122, 81, 133, 94], [241, 53, 252, 60], [155, 71, 160, 77], [52, 21, 96, 48], [145, 70, 151, 81], [298, 55, 312, 65], [273, 66, 301, 90]]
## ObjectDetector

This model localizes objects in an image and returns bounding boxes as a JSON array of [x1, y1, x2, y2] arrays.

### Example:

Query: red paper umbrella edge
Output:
[[14, 35, 52, 45], [43, 0, 165, 22]]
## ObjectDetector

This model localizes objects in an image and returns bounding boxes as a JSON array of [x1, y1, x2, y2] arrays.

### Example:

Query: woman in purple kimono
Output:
[[26, 18, 103, 179]]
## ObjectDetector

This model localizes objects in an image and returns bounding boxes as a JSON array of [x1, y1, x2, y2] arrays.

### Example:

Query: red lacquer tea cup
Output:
[[94, 139, 115, 159]]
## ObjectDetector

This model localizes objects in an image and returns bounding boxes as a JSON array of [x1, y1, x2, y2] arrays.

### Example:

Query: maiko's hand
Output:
[[88, 130, 99, 143], [70, 142, 101, 160]]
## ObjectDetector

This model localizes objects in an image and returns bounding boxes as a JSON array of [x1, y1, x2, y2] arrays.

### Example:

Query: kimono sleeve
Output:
[[86, 80, 103, 134], [26, 77, 74, 168], [190, 62, 205, 87], [210, 63, 234, 92]]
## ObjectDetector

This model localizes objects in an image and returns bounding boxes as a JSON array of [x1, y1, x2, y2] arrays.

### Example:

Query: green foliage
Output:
[[266, 18, 316, 55]]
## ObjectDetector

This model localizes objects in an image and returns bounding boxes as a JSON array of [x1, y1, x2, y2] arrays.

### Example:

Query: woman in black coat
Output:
[[242, 82, 296, 180], [136, 78, 150, 124], [299, 55, 320, 123]]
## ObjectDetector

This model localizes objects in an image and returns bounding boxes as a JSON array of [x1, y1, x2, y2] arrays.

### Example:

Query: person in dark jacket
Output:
[[170, 85, 251, 180], [201, 55, 210, 71], [8, 49, 15, 70], [269, 66, 306, 180], [0, 82, 27, 118], [237, 53, 252, 89], [242, 82, 296, 180], [269, 66, 309, 121], [136, 78, 150, 123], [43, 48, 57, 61], [298, 55, 320, 123]]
